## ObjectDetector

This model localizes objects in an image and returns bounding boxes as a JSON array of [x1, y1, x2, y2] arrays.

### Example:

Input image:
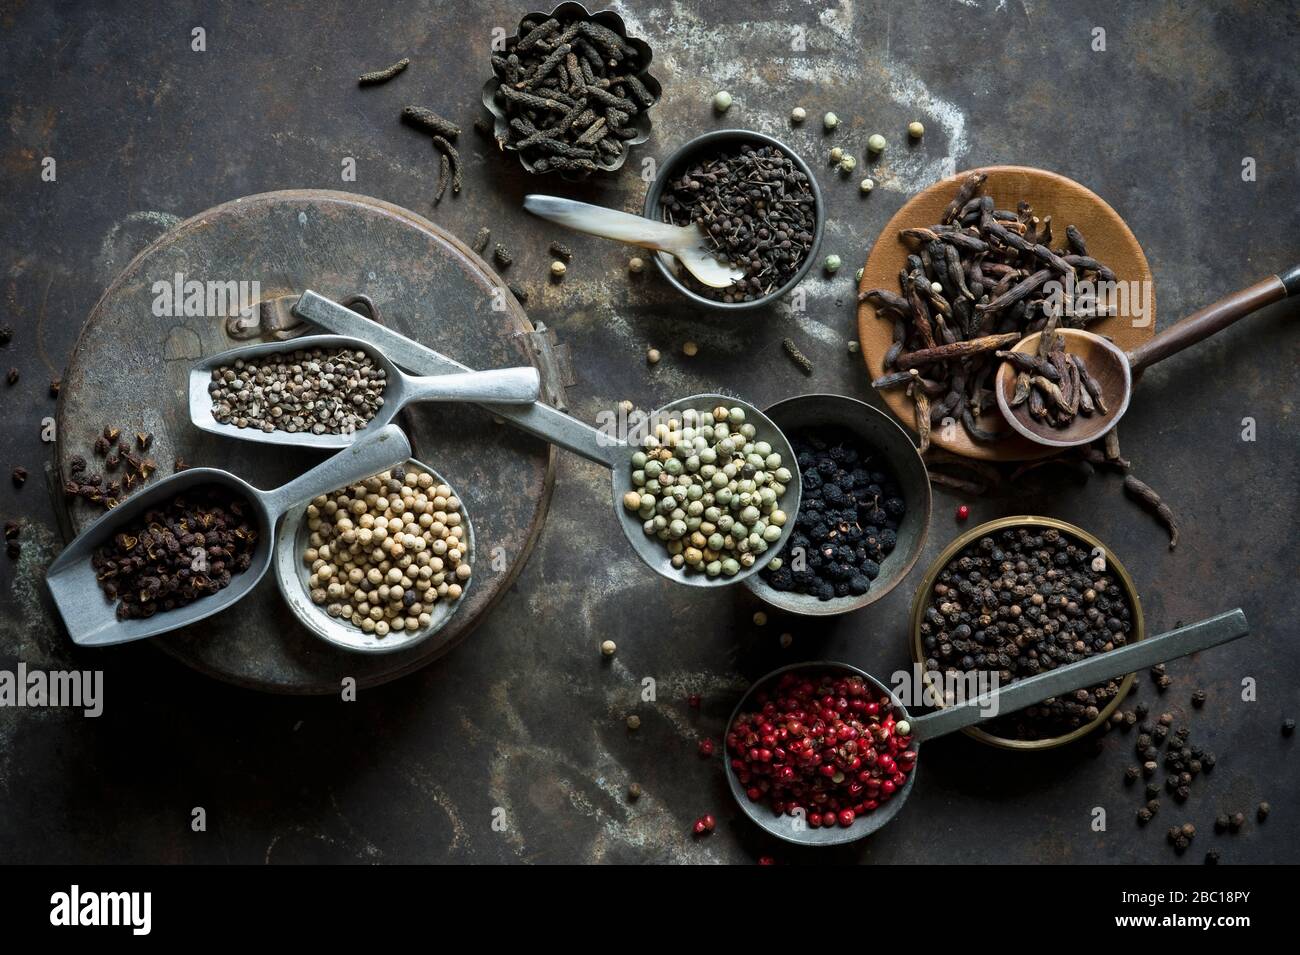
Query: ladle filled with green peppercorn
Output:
[[292, 291, 801, 588], [727, 609, 1248, 846]]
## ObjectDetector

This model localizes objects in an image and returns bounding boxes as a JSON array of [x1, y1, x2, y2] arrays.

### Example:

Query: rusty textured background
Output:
[[0, 0, 1297, 863]]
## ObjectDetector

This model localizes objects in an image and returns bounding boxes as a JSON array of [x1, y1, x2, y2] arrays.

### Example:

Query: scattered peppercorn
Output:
[[824, 254, 842, 274], [1191, 689, 1206, 708], [549, 260, 567, 278], [0, 327, 12, 346], [790, 107, 806, 123], [49, 377, 61, 398], [692, 813, 716, 835], [822, 111, 839, 130], [11, 467, 27, 488], [955, 504, 969, 521], [5, 368, 18, 386], [681, 341, 698, 357], [907, 121, 925, 139], [626, 714, 641, 730], [867, 133, 886, 153], [600, 639, 616, 657], [712, 90, 733, 112], [687, 694, 701, 709], [1215, 813, 1229, 833], [1229, 811, 1245, 832], [626, 782, 641, 800], [493, 244, 513, 268], [1204, 850, 1219, 865], [628, 256, 645, 274], [646, 347, 660, 365], [1283, 718, 1296, 737], [697, 738, 714, 757], [1257, 801, 1270, 821], [752, 611, 767, 626], [548, 242, 573, 261], [1124, 766, 1140, 784]]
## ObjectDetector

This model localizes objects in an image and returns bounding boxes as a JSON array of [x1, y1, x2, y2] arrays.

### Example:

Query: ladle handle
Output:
[[1127, 269, 1296, 373], [907, 609, 1249, 743], [259, 424, 412, 520], [523, 194, 686, 251], [293, 291, 624, 469], [404, 367, 541, 405]]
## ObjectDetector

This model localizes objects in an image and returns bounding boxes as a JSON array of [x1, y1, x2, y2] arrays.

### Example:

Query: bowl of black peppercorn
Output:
[[743, 394, 932, 615], [909, 516, 1146, 750], [644, 129, 825, 310]]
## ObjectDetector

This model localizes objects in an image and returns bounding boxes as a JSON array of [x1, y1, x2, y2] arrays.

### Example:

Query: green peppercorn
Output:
[[824, 254, 842, 273]]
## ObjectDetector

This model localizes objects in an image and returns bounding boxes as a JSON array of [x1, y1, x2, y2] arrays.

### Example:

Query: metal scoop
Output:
[[293, 291, 801, 588], [46, 424, 412, 647], [727, 608, 1249, 846], [190, 334, 540, 450], [996, 266, 1299, 448], [522, 194, 745, 288]]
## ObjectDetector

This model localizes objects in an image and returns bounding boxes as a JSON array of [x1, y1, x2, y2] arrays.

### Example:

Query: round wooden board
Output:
[[57, 190, 556, 693], [857, 165, 1155, 461]]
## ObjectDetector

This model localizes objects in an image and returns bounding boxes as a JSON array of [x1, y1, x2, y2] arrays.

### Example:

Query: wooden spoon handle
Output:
[[1127, 268, 1297, 373]]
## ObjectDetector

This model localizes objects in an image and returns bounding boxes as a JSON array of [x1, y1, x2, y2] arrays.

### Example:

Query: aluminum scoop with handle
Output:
[[47, 424, 412, 647], [522, 194, 744, 288], [727, 608, 1249, 846], [294, 291, 801, 588], [190, 334, 540, 449]]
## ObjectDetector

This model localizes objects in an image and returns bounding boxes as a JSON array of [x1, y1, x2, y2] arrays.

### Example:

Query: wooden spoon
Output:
[[996, 267, 1300, 447]]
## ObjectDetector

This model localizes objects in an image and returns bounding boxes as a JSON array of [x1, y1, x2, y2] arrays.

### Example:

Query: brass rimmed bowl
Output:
[[908, 515, 1145, 750]]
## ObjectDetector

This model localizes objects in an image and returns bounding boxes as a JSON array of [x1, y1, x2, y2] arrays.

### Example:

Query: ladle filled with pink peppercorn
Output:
[[725, 609, 1248, 846]]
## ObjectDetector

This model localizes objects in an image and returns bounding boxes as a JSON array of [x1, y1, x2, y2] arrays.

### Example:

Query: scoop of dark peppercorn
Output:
[[921, 525, 1135, 740], [759, 430, 904, 601]]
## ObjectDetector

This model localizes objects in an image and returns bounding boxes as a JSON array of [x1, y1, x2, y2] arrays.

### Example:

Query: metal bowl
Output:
[[274, 457, 476, 654], [907, 515, 1146, 750], [724, 661, 919, 846], [743, 394, 931, 616], [480, 2, 661, 177], [642, 129, 825, 311]]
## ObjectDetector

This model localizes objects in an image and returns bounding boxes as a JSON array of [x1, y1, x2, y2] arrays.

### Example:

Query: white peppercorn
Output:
[[304, 464, 470, 637]]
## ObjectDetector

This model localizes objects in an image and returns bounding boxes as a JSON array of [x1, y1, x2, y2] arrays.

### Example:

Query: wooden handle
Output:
[[1127, 273, 1289, 373]]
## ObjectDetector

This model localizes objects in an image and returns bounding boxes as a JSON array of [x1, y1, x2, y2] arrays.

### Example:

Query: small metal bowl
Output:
[[908, 515, 1146, 750], [274, 457, 475, 655], [724, 661, 918, 846], [480, 2, 661, 177], [743, 394, 931, 616], [642, 129, 825, 311]]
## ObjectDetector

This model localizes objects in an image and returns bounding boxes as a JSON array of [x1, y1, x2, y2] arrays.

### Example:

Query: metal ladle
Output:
[[293, 291, 801, 588], [190, 334, 541, 450], [996, 267, 1300, 448], [47, 424, 412, 646], [727, 609, 1249, 846], [522, 194, 745, 288]]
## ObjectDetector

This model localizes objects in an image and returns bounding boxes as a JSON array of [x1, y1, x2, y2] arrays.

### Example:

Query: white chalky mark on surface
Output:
[[94, 210, 182, 283]]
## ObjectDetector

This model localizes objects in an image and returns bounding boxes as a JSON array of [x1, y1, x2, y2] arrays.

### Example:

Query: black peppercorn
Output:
[[11, 466, 27, 488], [1174, 785, 1190, 803], [1204, 850, 1219, 865], [0, 327, 12, 345], [1157, 674, 1172, 691], [1137, 808, 1153, 825], [1173, 834, 1189, 854], [1191, 689, 1206, 708], [1145, 782, 1161, 800], [1124, 766, 1140, 784], [1215, 813, 1229, 833], [5, 367, 17, 386], [1284, 718, 1296, 737], [1257, 801, 1270, 821], [1229, 811, 1245, 832], [1158, 712, 1173, 726]]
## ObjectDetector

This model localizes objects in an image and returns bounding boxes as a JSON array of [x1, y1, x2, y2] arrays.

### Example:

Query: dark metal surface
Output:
[[0, 0, 1296, 864]]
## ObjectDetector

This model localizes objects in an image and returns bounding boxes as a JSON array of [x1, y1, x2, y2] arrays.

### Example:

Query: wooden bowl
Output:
[[857, 165, 1155, 461], [995, 329, 1132, 448]]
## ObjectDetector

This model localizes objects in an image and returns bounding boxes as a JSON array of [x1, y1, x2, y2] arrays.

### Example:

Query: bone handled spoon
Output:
[[522, 194, 744, 288]]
